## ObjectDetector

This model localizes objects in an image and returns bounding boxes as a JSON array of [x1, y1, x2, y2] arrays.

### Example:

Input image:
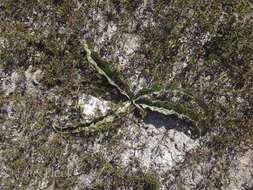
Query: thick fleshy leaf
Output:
[[52, 101, 132, 134], [52, 112, 116, 134], [84, 44, 131, 100], [135, 83, 172, 98], [135, 83, 208, 116], [53, 44, 206, 136], [134, 83, 191, 100], [136, 98, 200, 123]]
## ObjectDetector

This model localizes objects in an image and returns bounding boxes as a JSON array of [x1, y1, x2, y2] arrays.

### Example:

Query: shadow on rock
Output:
[[143, 111, 201, 140]]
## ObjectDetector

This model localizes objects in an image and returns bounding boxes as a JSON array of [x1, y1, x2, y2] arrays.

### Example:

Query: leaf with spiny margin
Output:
[[136, 98, 201, 122], [136, 99, 202, 138], [135, 83, 208, 112], [52, 101, 132, 134], [52, 111, 115, 134], [84, 44, 132, 99], [135, 83, 185, 99]]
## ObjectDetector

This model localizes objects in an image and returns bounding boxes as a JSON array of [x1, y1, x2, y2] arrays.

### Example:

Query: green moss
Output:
[[13, 158, 27, 171], [126, 175, 160, 190], [1, 0, 253, 189], [55, 177, 76, 190]]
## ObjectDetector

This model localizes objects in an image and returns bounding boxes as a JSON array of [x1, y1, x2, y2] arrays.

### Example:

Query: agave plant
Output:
[[52, 43, 207, 138]]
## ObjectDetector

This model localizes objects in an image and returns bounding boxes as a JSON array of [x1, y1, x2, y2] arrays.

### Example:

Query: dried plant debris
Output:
[[52, 43, 207, 137]]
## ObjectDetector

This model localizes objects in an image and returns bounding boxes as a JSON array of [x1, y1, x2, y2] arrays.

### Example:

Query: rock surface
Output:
[[1, 1, 253, 189]]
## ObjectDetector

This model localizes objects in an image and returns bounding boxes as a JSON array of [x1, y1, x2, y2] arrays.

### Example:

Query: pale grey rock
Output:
[[24, 66, 43, 95], [1, 2, 252, 190], [227, 150, 253, 190], [1, 71, 19, 96], [77, 94, 110, 121], [1, 66, 43, 97], [117, 123, 199, 173], [77, 173, 97, 189]]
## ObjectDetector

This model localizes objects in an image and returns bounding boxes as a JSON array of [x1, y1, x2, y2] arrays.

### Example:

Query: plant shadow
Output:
[[143, 111, 201, 140]]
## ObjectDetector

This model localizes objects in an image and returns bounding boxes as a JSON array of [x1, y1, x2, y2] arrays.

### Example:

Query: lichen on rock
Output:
[[77, 94, 110, 121], [1, 0, 253, 189]]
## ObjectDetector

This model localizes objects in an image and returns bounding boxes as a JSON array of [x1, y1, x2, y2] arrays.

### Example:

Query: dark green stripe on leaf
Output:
[[90, 51, 132, 97], [136, 98, 201, 122]]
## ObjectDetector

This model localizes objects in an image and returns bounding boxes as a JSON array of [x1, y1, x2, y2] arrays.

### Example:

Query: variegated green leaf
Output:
[[136, 98, 201, 123], [53, 43, 206, 136], [134, 83, 208, 118], [52, 112, 116, 134], [84, 44, 131, 100], [134, 83, 190, 99], [52, 101, 132, 134]]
